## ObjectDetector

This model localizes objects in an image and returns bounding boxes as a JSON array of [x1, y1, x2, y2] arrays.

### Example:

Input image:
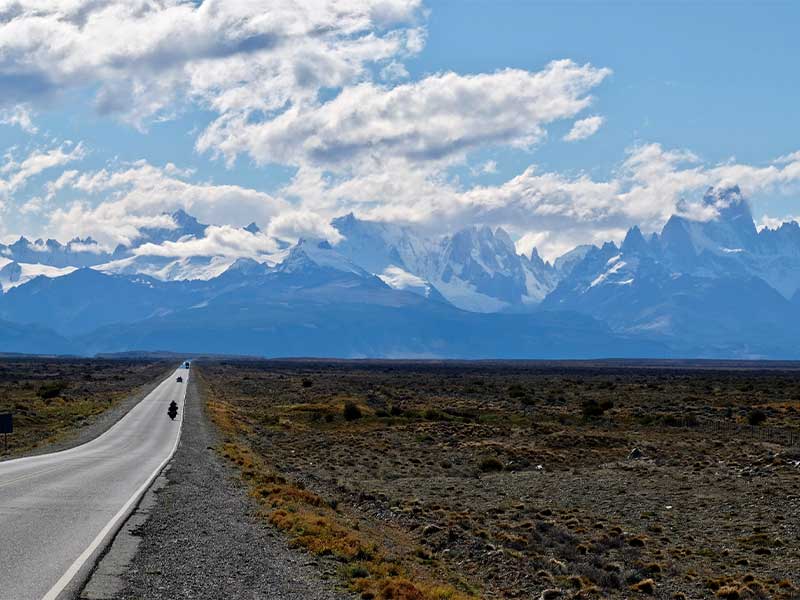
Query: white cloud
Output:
[[265, 209, 344, 243], [757, 214, 800, 232], [471, 160, 498, 176], [5, 139, 800, 264], [43, 160, 289, 246], [516, 228, 626, 262], [0, 104, 37, 133], [275, 142, 800, 261], [133, 225, 280, 259], [563, 115, 604, 142], [380, 60, 409, 81], [1, 2, 797, 266], [0, 0, 424, 130], [198, 60, 611, 167], [0, 142, 85, 207]]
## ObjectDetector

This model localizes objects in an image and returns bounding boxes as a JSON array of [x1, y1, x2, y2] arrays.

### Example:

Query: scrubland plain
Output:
[[201, 360, 800, 600]]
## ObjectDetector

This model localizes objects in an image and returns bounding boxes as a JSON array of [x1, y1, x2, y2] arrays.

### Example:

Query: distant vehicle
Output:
[[167, 400, 178, 421], [183, 361, 191, 369], [176, 376, 183, 383]]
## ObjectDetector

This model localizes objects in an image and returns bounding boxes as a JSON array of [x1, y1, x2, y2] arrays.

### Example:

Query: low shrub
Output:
[[479, 457, 504, 472], [747, 409, 767, 426], [508, 384, 527, 398], [344, 401, 363, 421], [582, 398, 613, 418], [37, 381, 67, 400], [630, 578, 655, 594], [423, 408, 447, 421]]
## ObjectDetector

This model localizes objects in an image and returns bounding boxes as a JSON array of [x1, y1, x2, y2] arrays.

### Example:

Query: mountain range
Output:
[[1, 186, 798, 359]]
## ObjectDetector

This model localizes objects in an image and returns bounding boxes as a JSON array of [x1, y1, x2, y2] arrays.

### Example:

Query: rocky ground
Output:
[[107, 371, 355, 600], [198, 360, 800, 600]]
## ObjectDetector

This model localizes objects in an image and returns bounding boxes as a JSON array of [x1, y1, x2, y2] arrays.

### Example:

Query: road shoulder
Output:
[[84, 372, 354, 600]]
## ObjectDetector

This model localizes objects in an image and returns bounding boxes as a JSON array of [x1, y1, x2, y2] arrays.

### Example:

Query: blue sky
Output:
[[419, 1, 800, 210], [0, 1, 798, 259]]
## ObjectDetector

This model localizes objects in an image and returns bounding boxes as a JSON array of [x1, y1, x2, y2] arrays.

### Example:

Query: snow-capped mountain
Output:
[[99, 210, 276, 282], [0, 210, 562, 311], [0, 257, 77, 292], [543, 186, 800, 356], [0, 208, 210, 271], [331, 214, 558, 311], [96, 255, 239, 282], [0, 236, 110, 268], [122, 209, 208, 252], [549, 186, 800, 304], [278, 238, 371, 278], [2, 185, 800, 358]]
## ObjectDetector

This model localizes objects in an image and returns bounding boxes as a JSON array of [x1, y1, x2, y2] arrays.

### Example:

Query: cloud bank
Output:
[[1, 1, 799, 263]]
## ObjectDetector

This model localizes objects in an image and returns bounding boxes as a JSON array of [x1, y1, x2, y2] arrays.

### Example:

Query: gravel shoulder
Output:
[[103, 372, 355, 600]]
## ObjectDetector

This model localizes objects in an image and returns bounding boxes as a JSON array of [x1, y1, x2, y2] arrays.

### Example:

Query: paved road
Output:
[[0, 368, 188, 600]]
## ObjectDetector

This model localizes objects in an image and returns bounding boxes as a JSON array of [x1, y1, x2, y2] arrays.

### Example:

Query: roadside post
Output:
[[0, 413, 11, 452]]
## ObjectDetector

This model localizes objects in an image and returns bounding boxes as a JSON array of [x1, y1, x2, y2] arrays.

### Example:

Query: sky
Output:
[[0, 0, 798, 260]]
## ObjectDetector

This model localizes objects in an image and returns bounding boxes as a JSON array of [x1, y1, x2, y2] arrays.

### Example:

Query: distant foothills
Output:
[[2, 186, 799, 359]]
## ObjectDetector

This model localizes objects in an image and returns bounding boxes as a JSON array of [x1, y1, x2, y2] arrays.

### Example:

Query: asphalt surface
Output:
[[0, 368, 188, 600]]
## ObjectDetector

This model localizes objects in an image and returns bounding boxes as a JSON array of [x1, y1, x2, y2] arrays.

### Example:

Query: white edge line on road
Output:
[[41, 372, 188, 600]]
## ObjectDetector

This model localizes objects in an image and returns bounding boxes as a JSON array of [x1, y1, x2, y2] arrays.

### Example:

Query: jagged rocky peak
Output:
[[493, 227, 516, 253], [224, 257, 269, 276], [134, 209, 208, 247], [244, 222, 261, 234], [447, 225, 518, 264], [704, 185, 757, 237], [333, 212, 358, 229], [527, 246, 550, 269], [621, 225, 649, 254], [661, 185, 758, 257], [171, 208, 199, 226], [554, 245, 593, 277]]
